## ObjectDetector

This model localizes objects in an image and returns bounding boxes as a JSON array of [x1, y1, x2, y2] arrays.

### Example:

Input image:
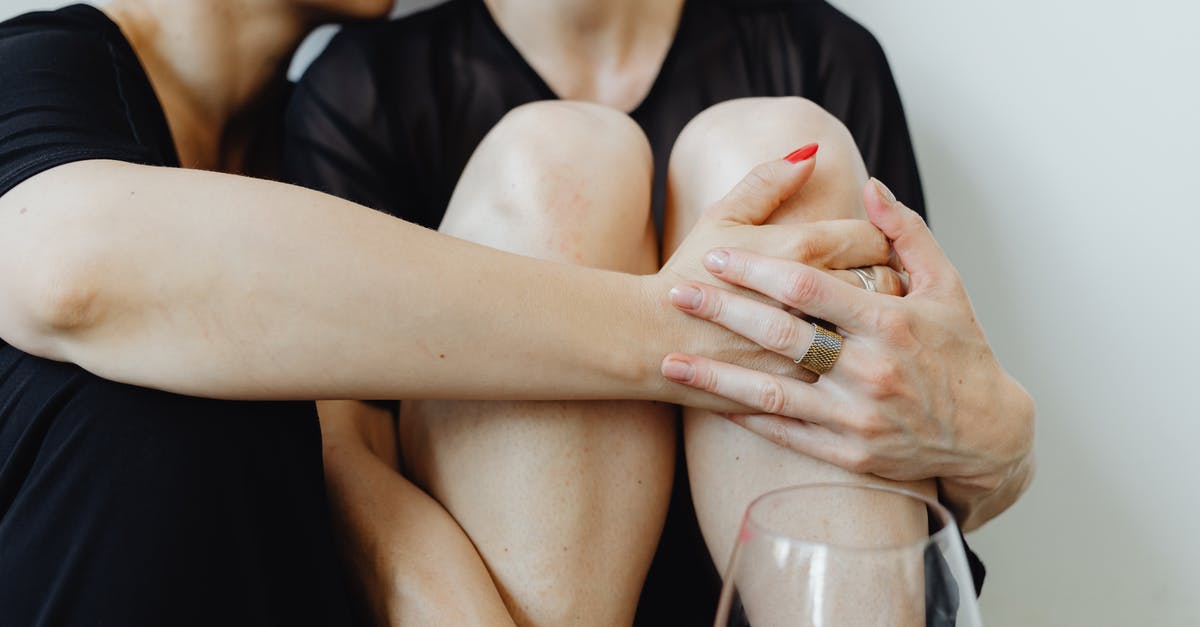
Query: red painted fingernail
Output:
[[784, 143, 819, 163], [662, 358, 695, 383]]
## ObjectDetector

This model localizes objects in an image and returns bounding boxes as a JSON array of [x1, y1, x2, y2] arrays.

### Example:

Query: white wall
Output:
[[4, 1, 1198, 625], [829, 1, 1200, 625]]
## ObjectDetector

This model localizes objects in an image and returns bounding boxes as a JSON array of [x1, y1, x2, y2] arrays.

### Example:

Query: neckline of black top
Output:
[[471, 0, 697, 117]]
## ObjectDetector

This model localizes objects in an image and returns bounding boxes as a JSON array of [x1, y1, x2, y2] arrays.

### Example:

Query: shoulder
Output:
[[722, 0, 890, 70], [0, 4, 121, 64], [0, 5, 172, 197], [0, 4, 137, 104]]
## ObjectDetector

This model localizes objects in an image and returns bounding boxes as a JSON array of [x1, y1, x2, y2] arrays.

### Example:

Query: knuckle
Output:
[[740, 167, 775, 201], [764, 419, 793, 449], [702, 288, 726, 320], [903, 206, 930, 231], [783, 269, 822, 305], [862, 360, 902, 396], [761, 314, 799, 353], [693, 363, 719, 392], [874, 307, 914, 343], [844, 447, 875, 474], [792, 234, 822, 263], [870, 229, 892, 260], [879, 269, 906, 296], [755, 378, 789, 415], [854, 408, 892, 439]]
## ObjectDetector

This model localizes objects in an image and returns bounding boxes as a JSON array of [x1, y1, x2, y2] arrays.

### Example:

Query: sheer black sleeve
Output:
[[282, 29, 407, 217]]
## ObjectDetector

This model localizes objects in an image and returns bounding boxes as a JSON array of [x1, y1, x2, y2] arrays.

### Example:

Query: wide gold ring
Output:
[[794, 323, 844, 375]]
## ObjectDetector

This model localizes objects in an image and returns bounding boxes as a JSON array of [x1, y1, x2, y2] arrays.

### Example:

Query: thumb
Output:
[[862, 177, 954, 290], [706, 144, 818, 225]]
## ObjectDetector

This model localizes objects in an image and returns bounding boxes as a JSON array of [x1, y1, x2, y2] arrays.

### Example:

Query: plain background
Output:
[[3, 0, 1198, 625]]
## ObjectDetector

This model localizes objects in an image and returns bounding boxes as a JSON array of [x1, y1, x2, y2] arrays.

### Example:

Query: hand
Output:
[[661, 178, 1036, 530], [658, 155, 905, 300], [650, 154, 907, 393]]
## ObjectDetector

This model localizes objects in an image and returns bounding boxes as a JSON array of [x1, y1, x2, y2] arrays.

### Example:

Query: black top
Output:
[[0, 4, 178, 197], [0, 7, 356, 626], [282, 0, 927, 230]]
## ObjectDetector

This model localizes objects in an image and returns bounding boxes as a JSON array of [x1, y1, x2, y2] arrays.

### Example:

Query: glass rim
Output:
[[741, 481, 959, 554]]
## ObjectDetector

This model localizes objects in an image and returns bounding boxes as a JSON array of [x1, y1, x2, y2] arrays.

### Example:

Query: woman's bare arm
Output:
[[0, 156, 843, 406]]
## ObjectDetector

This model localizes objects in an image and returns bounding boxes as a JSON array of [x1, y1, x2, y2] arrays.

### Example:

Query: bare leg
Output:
[[664, 98, 936, 624], [320, 401, 515, 626], [399, 102, 676, 627]]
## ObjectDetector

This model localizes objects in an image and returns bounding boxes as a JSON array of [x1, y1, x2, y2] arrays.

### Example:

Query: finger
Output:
[[763, 219, 891, 269], [705, 149, 818, 226], [723, 414, 873, 473], [660, 353, 840, 425], [862, 179, 956, 291], [703, 248, 876, 335], [670, 281, 822, 362], [827, 265, 907, 297]]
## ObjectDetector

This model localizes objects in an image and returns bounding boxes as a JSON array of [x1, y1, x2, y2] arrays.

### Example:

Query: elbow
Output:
[[4, 254, 106, 356], [0, 163, 120, 354], [32, 259, 104, 334]]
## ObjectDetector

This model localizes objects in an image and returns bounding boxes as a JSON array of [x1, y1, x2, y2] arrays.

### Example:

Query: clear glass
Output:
[[714, 483, 983, 627]]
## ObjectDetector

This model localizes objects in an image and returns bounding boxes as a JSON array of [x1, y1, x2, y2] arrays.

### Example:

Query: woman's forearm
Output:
[[0, 160, 702, 403]]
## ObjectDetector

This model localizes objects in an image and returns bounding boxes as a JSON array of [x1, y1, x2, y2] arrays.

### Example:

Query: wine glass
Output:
[[714, 482, 982, 627]]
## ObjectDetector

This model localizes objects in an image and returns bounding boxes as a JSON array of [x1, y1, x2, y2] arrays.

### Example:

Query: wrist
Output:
[[941, 447, 1036, 532], [626, 273, 690, 404]]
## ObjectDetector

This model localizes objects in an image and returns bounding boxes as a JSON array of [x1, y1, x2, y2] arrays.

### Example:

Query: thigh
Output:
[[0, 348, 355, 627]]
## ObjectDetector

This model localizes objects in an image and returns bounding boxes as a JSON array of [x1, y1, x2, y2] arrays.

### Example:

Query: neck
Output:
[[484, 0, 686, 110], [103, 0, 315, 171]]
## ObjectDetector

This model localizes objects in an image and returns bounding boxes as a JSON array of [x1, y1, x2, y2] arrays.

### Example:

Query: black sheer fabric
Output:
[[283, 0, 979, 624], [283, 0, 926, 228], [0, 7, 358, 626]]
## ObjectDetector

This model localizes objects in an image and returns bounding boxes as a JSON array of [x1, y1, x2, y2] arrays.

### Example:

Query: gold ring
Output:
[[794, 323, 844, 375]]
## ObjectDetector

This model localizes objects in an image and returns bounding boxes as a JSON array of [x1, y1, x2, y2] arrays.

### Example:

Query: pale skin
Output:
[[0, 0, 817, 407], [0, 0, 918, 622], [319, 100, 913, 625], [320, 0, 1034, 624], [0, 0, 1035, 625]]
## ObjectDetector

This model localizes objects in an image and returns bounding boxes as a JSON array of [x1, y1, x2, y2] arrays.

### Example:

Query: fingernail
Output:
[[668, 285, 703, 310], [662, 358, 695, 383], [704, 250, 729, 272], [784, 143, 819, 163], [871, 177, 897, 203]]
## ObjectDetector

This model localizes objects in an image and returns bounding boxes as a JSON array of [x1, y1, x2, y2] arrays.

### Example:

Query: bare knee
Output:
[[666, 97, 869, 239], [494, 100, 652, 166], [443, 101, 656, 271], [673, 97, 864, 181]]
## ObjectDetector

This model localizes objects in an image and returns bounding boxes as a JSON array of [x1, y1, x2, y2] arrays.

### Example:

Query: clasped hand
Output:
[[658, 158, 1035, 529]]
